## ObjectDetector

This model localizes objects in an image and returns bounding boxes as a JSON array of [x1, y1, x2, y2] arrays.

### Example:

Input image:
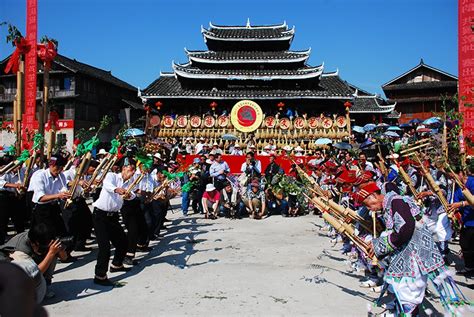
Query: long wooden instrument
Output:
[[122, 173, 144, 199], [444, 162, 474, 207], [0, 158, 25, 175], [85, 154, 111, 192], [92, 155, 118, 190], [147, 178, 170, 203], [412, 154, 449, 211], [322, 212, 379, 266], [64, 152, 92, 209], [391, 159, 423, 206], [20, 152, 37, 194], [376, 152, 388, 178]]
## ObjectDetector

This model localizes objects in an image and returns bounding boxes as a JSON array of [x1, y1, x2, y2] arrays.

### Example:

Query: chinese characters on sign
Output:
[[459, 0, 474, 153], [24, 0, 37, 139]]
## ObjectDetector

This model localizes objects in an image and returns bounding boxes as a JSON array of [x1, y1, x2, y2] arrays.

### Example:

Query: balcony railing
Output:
[[0, 89, 75, 102]]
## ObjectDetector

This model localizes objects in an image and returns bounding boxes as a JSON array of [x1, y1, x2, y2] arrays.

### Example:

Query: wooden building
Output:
[[382, 59, 458, 124], [0, 54, 142, 150]]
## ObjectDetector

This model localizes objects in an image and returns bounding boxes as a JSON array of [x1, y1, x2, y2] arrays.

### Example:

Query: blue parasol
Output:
[[124, 128, 145, 137], [359, 139, 375, 149], [333, 142, 352, 150], [221, 133, 239, 141], [387, 126, 402, 131], [383, 131, 400, 138], [315, 138, 333, 145], [363, 123, 376, 132], [353, 126, 365, 134], [409, 118, 423, 125]]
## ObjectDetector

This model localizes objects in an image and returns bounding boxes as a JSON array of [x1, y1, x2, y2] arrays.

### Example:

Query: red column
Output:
[[459, 0, 474, 154], [23, 0, 38, 148]]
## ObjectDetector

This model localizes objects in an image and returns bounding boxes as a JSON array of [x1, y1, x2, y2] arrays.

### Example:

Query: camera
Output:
[[58, 236, 75, 249]]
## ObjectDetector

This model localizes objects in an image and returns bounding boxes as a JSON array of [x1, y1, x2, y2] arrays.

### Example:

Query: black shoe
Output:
[[164, 218, 171, 223], [94, 277, 115, 286], [136, 246, 153, 252], [110, 265, 132, 273], [123, 257, 139, 266]]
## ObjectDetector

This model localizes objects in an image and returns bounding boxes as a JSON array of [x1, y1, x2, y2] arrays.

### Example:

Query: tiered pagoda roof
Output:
[[142, 21, 395, 114]]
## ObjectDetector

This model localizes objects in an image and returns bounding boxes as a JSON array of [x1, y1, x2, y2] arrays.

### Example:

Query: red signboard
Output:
[[24, 0, 37, 135], [180, 154, 314, 174], [3, 119, 74, 130], [459, 0, 474, 153]]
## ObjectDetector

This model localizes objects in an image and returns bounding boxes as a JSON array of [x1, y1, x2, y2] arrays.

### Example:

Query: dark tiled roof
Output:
[[205, 25, 292, 39], [142, 74, 353, 99], [173, 63, 322, 79], [382, 80, 457, 91], [54, 55, 136, 91], [350, 96, 396, 113], [187, 50, 310, 62]]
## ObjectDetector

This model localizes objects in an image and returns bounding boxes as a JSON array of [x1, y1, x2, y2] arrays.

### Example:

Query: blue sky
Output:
[[0, 0, 457, 96]]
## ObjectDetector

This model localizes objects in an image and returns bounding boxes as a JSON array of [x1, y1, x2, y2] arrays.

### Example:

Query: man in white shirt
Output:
[[240, 152, 262, 184], [30, 155, 70, 238], [260, 145, 271, 156], [194, 137, 205, 154], [91, 157, 137, 286], [209, 154, 230, 190]]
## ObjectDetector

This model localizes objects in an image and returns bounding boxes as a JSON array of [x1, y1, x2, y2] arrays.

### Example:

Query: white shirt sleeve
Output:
[[32, 173, 47, 203], [102, 173, 117, 193]]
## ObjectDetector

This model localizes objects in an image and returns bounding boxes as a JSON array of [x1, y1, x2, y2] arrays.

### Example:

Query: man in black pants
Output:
[[62, 160, 98, 251], [91, 158, 136, 286], [30, 155, 70, 239]]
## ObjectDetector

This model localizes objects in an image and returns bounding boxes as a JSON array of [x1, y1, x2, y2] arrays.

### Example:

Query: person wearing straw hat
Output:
[[97, 149, 107, 160], [260, 145, 271, 156], [230, 144, 243, 156], [202, 183, 220, 219], [294, 146, 304, 157]]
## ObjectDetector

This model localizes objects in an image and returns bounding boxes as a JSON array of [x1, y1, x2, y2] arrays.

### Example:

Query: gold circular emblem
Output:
[[230, 100, 263, 133]]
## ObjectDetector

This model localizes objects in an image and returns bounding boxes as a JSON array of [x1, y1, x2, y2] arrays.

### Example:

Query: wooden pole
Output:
[[345, 105, 352, 143], [14, 59, 24, 156]]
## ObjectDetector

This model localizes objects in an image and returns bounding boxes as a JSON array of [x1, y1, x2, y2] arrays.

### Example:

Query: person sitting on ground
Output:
[[1, 223, 68, 300], [244, 180, 266, 219], [219, 182, 245, 218], [202, 183, 220, 219]]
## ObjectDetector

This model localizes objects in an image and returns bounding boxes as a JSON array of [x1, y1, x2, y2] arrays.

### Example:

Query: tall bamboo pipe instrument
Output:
[[122, 173, 144, 199], [64, 152, 92, 209]]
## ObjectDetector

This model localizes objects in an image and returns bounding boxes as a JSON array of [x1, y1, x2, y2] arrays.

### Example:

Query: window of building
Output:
[[2, 106, 13, 121], [64, 78, 72, 90], [64, 104, 75, 119]]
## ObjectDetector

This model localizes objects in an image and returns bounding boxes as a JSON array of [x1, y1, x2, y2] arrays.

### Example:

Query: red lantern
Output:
[[144, 104, 151, 112], [277, 102, 285, 111], [210, 101, 218, 111], [155, 101, 163, 110], [344, 101, 352, 109]]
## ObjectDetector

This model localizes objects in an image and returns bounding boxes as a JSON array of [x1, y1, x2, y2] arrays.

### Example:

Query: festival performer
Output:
[[356, 182, 466, 316], [120, 156, 151, 266], [91, 157, 137, 286], [30, 154, 70, 238], [62, 159, 99, 251], [0, 157, 27, 243]]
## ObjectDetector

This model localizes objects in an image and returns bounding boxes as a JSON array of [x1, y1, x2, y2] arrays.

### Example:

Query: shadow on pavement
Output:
[[43, 278, 113, 305]]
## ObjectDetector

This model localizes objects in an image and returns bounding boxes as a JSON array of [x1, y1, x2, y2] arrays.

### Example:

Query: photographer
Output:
[[1, 223, 68, 300], [219, 182, 245, 218], [240, 152, 262, 184]]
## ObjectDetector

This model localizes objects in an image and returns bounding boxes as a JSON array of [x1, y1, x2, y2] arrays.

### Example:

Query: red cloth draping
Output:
[[4, 38, 30, 74], [37, 41, 57, 70]]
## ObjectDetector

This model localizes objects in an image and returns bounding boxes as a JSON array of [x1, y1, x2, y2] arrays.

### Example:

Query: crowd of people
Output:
[[0, 130, 473, 316]]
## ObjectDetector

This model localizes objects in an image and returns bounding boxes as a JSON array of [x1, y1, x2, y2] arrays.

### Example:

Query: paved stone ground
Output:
[[43, 199, 474, 316]]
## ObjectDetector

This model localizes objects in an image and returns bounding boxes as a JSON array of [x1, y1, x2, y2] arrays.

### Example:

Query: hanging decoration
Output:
[[277, 102, 285, 111], [210, 101, 218, 111]]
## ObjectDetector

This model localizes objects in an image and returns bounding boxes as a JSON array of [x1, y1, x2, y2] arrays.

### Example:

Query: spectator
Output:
[[219, 182, 245, 218], [202, 184, 220, 220], [244, 180, 266, 219], [209, 154, 230, 190]]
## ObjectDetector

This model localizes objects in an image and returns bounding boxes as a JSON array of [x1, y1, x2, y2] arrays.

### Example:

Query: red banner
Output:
[[180, 155, 313, 174], [459, 0, 474, 153], [24, 0, 38, 137], [3, 119, 74, 130]]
